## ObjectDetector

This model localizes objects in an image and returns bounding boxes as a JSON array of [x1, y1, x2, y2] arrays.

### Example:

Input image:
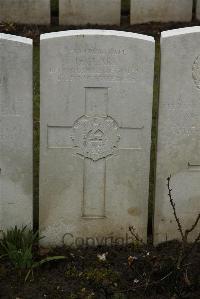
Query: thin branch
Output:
[[167, 175, 200, 270], [113, 271, 173, 295], [129, 226, 145, 246], [185, 213, 200, 236], [189, 231, 200, 254], [181, 231, 200, 269], [167, 175, 185, 242]]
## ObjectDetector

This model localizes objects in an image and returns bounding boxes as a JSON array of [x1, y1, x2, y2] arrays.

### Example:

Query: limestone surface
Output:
[[59, 0, 121, 25], [197, 0, 200, 21], [155, 27, 200, 244], [0, 34, 33, 230], [40, 30, 155, 246], [130, 0, 193, 24], [0, 0, 50, 25]]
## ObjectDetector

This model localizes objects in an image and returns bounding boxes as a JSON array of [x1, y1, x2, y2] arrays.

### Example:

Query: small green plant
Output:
[[0, 226, 66, 281], [0, 225, 39, 254]]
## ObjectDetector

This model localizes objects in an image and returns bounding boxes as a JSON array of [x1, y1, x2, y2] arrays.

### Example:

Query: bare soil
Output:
[[0, 241, 199, 298]]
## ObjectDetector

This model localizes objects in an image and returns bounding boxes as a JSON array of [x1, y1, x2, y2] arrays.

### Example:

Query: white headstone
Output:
[[0, 34, 33, 230], [130, 0, 193, 24], [0, 0, 50, 25], [155, 27, 200, 244], [59, 0, 121, 25], [40, 30, 155, 246]]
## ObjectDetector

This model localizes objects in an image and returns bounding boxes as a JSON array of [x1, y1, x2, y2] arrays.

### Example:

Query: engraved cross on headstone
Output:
[[188, 162, 200, 171], [47, 87, 144, 218]]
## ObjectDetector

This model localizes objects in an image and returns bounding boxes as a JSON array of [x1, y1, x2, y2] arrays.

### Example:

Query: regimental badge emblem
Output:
[[71, 115, 120, 161]]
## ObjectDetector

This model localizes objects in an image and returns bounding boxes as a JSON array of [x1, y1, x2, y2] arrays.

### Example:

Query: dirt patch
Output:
[[0, 241, 199, 298]]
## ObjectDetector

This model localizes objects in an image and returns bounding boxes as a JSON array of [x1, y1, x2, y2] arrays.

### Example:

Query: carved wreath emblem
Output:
[[71, 115, 120, 161], [192, 55, 200, 89]]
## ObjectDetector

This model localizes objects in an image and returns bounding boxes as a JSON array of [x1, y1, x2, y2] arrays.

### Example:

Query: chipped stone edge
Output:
[[0, 33, 32, 45], [40, 29, 155, 43]]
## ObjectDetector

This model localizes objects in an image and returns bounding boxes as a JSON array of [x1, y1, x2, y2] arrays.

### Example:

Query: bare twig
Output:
[[188, 231, 200, 256], [185, 213, 200, 238], [167, 175, 200, 269], [113, 271, 173, 295], [167, 176, 185, 242], [129, 226, 145, 246]]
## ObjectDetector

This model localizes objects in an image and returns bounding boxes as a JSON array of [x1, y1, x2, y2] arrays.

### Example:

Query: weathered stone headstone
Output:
[[155, 27, 200, 244], [0, 34, 33, 230], [40, 30, 155, 246], [59, 0, 121, 25], [0, 0, 50, 25], [196, 0, 200, 21], [130, 0, 193, 24]]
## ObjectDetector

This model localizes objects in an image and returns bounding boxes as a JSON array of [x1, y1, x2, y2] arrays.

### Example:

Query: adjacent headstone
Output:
[[130, 0, 193, 24], [0, 0, 50, 25], [196, 0, 200, 21], [59, 0, 121, 25], [40, 30, 155, 246], [155, 27, 200, 244], [0, 34, 33, 230]]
